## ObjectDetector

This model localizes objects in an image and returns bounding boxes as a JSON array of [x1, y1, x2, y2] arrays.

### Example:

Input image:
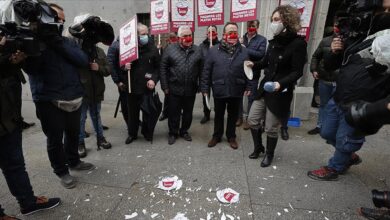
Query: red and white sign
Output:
[[150, 0, 170, 34], [230, 0, 257, 23], [171, 0, 195, 32], [119, 16, 138, 67], [197, 0, 224, 26], [280, 0, 316, 41]]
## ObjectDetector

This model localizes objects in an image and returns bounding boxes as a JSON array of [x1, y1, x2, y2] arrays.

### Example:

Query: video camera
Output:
[[335, 0, 383, 39], [0, 0, 65, 55]]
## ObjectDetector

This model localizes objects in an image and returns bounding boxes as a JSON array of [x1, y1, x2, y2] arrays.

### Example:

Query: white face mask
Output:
[[270, 22, 285, 36]]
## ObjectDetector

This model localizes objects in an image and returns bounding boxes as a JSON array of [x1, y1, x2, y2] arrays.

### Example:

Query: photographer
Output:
[[308, 0, 390, 181], [23, 3, 95, 189], [0, 35, 60, 218]]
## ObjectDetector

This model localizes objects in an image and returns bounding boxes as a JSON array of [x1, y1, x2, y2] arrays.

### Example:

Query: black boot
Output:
[[200, 112, 210, 124], [261, 136, 278, 167], [78, 143, 87, 158], [249, 128, 265, 159], [281, 127, 289, 140]]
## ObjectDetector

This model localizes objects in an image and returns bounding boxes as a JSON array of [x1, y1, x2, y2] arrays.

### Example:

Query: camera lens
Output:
[[372, 189, 390, 208]]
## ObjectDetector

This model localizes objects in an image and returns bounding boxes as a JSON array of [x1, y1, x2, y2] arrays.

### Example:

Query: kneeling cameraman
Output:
[[308, 0, 390, 181], [0, 35, 60, 218]]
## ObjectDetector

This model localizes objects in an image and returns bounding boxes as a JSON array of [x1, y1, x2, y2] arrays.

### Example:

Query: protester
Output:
[[159, 32, 178, 122], [238, 19, 267, 130], [160, 25, 202, 145], [246, 5, 307, 166], [23, 3, 95, 189], [198, 25, 220, 124], [124, 23, 160, 144], [201, 22, 251, 150]]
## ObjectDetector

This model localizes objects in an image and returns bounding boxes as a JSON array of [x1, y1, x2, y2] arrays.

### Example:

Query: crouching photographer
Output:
[[0, 35, 60, 219], [308, 0, 390, 181]]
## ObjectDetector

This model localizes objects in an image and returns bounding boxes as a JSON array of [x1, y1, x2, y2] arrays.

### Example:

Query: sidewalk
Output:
[[1, 99, 389, 220]]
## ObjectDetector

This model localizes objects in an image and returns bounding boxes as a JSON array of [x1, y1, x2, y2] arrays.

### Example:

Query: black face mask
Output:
[[369, 12, 390, 35]]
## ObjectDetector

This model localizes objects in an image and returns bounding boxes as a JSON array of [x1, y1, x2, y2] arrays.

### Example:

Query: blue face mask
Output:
[[139, 35, 149, 45]]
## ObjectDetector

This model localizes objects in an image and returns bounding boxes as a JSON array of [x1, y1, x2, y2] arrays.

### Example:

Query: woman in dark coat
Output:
[[246, 5, 307, 167]]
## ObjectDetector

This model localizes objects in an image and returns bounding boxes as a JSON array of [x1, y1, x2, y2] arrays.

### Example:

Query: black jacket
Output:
[[107, 40, 160, 94], [310, 36, 338, 82], [253, 33, 307, 119], [201, 42, 251, 99], [0, 52, 23, 136], [79, 47, 111, 103], [160, 43, 203, 96], [199, 38, 220, 58]]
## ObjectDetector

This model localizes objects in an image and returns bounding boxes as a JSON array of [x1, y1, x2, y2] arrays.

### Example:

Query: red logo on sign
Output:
[[224, 192, 236, 202], [205, 0, 216, 8], [297, 7, 305, 15], [238, 0, 248, 4], [123, 33, 131, 45], [177, 5, 188, 16], [163, 181, 174, 187], [155, 8, 164, 19]]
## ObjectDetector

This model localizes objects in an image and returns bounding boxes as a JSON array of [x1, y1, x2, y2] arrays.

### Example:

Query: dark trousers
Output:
[[168, 94, 195, 136], [202, 95, 211, 116], [35, 101, 81, 177], [127, 93, 145, 137], [0, 128, 36, 211], [119, 90, 130, 133], [162, 95, 169, 117], [213, 98, 241, 139]]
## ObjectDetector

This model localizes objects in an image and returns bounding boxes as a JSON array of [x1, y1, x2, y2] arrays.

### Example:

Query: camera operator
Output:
[[0, 35, 60, 218], [22, 3, 95, 189], [308, 0, 390, 181]]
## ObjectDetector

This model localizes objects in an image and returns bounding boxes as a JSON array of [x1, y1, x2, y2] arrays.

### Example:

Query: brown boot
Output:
[[228, 138, 239, 149], [208, 137, 221, 148]]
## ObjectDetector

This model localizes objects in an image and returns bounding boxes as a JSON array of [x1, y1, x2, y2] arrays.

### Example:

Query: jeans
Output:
[[213, 97, 241, 139], [79, 101, 104, 143], [320, 98, 365, 172], [317, 80, 336, 128], [0, 128, 36, 210], [35, 101, 81, 177], [168, 95, 196, 136]]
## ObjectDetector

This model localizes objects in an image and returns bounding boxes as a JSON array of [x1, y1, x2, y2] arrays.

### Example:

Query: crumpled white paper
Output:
[[371, 34, 390, 69], [157, 176, 183, 191], [216, 188, 240, 204]]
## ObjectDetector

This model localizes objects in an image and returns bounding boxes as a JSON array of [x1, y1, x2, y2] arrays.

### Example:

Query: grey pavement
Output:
[[1, 95, 390, 220]]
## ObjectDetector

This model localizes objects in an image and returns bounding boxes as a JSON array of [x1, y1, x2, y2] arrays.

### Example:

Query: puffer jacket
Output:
[[310, 36, 338, 82], [160, 43, 203, 96]]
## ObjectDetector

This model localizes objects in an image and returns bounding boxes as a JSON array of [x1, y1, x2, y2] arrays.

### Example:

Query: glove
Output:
[[264, 81, 276, 93]]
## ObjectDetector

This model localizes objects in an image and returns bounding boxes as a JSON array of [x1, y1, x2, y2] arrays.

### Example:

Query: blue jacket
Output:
[[200, 43, 251, 99], [24, 37, 88, 101], [243, 33, 267, 80]]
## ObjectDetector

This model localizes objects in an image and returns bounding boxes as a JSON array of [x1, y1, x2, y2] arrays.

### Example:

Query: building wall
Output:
[[21, 0, 330, 102]]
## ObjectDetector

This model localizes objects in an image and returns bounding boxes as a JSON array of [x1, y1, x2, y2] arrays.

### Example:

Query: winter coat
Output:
[[107, 40, 160, 94], [23, 37, 88, 101], [310, 36, 338, 82], [160, 43, 203, 96], [198, 38, 220, 58], [79, 47, 111, 103], [200, 42, 251, 99], [253, 32, 307, 119]]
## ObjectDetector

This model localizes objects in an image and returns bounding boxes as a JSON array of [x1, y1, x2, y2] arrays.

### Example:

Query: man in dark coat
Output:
[[198, 25, 220, 124], [23, 4, 95, 189], [160, 25, 203, 145], [201, 22, 252, 150], [119, 23, 160, 144], [238, 20, 267, 130]]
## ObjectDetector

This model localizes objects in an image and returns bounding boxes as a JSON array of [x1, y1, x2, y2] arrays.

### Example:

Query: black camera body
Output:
[[0, 22, 40, 56], [336, 0, 383, 38]]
